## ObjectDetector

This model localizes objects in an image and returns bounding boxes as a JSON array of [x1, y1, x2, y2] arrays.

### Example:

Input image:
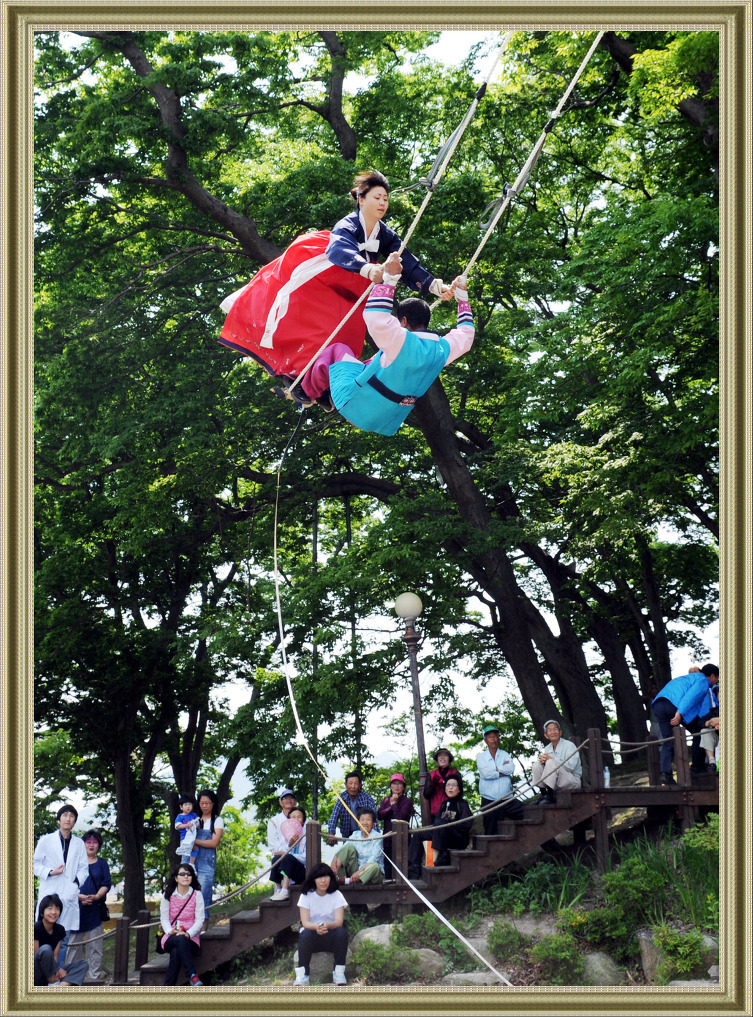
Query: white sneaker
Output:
[[293, 967, 310, 986], [276, 888, 290, 900], [270, 888, 283, 899], [332, 966, 347, 986]]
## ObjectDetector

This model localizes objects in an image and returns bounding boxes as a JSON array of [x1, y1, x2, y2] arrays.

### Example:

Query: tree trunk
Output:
[[414, 386, 562, 733], [589, 614, 650, 747], [113, 747, 147, 919]]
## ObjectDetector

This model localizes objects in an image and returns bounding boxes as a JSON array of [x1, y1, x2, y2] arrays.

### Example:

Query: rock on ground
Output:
[[464, 937, 498, 967], [350, 923, 394, 950], [638, 928, 719, 983], [441, 970, 510, 986], [499, 914, 558, 938], [293, 948, 337, 984], [414, 948, 444, 980]]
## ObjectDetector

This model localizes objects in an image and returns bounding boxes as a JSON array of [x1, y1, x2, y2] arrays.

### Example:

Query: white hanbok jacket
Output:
[[34, 831, 89, 931]]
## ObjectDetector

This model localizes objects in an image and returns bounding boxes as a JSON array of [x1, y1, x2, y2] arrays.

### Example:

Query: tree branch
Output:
[[73, 31, 282, 264]]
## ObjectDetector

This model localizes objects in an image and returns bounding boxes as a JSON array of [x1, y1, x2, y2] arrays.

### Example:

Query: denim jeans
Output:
[[194, 827, 217, 917]]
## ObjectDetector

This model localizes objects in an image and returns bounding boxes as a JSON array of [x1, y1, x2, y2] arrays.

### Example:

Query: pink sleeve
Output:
[[362, 283, 406, 366], [444, 301, 475, 365]]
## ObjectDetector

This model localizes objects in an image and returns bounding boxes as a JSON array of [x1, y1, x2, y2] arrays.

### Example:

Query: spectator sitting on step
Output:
[[531, 720, 582, 804], [159, 864, 205, 986], [408, 775, 473, 876], [326, 772, 379, 845], [651, 664, 719, 785], [330, 808, 384, 885], [273, 806, 309, 902], [698, 681, 720, 771], [476, 723, 524, 834], [34, 893, 89, 986], [294, 863, 349, 986], [377, 773, 415, 869], [268, 788, 300, 901]]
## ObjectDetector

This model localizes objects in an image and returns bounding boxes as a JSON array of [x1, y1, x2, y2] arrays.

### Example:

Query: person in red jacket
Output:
[[423, 749, 461, 818]]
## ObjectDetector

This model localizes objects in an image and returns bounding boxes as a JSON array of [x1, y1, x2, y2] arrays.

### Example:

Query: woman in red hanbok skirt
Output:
[[218, 171, 450, 388]]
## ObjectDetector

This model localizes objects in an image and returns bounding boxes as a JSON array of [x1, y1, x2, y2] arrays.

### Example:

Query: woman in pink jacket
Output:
[[159, 865, 205, 986]]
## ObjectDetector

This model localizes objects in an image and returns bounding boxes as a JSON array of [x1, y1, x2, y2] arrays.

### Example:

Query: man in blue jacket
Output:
[[476, 724, 524, 833], [652, 664, 719, 783]]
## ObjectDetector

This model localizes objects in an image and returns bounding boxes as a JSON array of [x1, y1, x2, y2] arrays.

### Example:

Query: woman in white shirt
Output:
[[294, 863, 348, 986]]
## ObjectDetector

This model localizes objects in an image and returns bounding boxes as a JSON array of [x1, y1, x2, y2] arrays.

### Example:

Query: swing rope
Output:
[[282, 34, 511, 398], [430, 30, 605, 306]]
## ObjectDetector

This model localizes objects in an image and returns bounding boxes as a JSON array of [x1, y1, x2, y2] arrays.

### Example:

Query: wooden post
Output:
[[134, 909, 151, 970], [391, 822, 410, 920], [587, 727, 604, 789], [587, 728, 609, 870], [646, 736, 661, 786], [674, 728, 691, 786], [674, 728, 698, 830], [306, 820, 322, 874], [112, 915, 130, 985]]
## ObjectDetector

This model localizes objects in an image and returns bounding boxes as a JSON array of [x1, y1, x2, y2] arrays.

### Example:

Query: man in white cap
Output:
[[531, 721, 582, 804], [476, 724, 523, 834], [267, 788, 298, 900]]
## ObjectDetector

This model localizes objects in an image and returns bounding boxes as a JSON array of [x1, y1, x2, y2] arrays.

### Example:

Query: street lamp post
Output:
[[394, 592, 431, 827]]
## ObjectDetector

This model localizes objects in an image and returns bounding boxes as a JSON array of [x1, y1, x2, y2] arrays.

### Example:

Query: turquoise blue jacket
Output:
[[329, 329, 450, 436]]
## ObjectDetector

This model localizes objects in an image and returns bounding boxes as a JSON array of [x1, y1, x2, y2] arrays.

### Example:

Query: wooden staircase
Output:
[[136, 729, 718, 985], [138, 798, 582, 984]]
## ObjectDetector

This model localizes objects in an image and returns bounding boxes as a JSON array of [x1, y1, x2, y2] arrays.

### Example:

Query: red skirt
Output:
[[219, 231, 370, 377]]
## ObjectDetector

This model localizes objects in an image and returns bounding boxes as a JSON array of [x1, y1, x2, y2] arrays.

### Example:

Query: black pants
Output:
[[298, 927, 348, 972], [481, 795, 524, 836], [653, 698, 703, 774], [408, 819, 471, 874], [164, 935, 200, 984], [408, 829, 432, 878], [270, 853, 306, 884], [431, 816, 470, 861]]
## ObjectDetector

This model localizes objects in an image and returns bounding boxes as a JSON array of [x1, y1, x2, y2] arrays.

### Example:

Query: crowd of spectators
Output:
[[34, 663, 719, 988]]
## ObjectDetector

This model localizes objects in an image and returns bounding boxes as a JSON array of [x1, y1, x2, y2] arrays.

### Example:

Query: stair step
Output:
[[139, 955, 169, 972], [202, 924, 232, 939], [473, 835, 518, 848], [230, 909, 263, 923]]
